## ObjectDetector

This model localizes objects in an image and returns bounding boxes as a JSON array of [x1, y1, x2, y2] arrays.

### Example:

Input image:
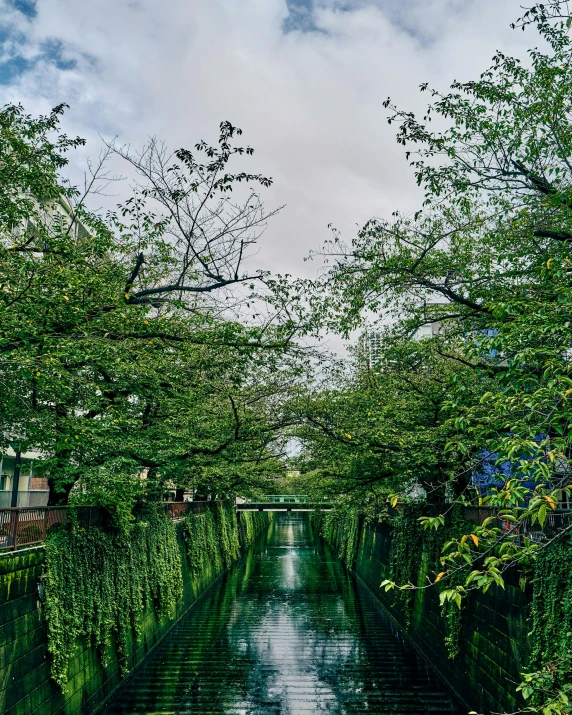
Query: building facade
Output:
[[0, 446, 49, 508]]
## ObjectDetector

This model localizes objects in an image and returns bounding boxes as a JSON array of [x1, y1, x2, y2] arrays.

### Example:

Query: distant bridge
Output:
[[236, 495, 332, 512]]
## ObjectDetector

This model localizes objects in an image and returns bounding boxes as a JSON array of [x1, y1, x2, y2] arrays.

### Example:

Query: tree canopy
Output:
[[0, 103, 305, 516]]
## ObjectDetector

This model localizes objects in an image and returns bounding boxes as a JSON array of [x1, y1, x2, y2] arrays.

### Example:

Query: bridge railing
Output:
[[240, 495, 332, 505]]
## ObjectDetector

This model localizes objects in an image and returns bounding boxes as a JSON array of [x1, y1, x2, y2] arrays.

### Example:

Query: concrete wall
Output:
[[339, 519, 530, 715], [0, 511, 268, 715]]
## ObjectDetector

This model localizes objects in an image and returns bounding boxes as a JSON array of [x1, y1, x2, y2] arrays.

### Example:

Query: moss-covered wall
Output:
[[349, 519, 530, 715], [0, 510, 268, 715]]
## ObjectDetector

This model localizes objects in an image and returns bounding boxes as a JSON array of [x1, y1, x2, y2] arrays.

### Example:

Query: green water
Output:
[[102, 513, 462, 714]]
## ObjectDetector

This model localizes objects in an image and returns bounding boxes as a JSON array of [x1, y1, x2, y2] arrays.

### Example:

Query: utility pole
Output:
[[10, 445, 21, 508]]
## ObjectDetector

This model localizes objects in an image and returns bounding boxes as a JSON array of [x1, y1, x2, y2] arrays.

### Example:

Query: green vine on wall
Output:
[[315, 502, 467, 655], [389, 505, 425, 624], [183, 507, 270, 574], [518, 536, 572, 711], [314, 506, 360, 568], [215, 502, 241, 567], [426, 506, 470, 660], [240, 510, 272, 547], [388, 504, 469, 657], [44, 508, 183, 688], [183, 507, 223, 574], [44, 501, 256, 691]]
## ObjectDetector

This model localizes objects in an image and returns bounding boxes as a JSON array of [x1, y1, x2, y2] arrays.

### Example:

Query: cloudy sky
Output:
[[0, 0, 535, 289]]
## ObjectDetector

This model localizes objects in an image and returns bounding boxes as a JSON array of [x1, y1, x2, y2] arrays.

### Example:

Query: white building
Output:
[[0, 446, 49, 508]]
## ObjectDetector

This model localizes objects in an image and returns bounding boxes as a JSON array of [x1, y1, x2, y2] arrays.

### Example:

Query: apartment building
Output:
[[0, 446, 49, 508]]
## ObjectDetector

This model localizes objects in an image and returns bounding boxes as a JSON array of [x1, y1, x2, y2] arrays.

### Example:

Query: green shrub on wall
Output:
[[44, 508, 183, 688]]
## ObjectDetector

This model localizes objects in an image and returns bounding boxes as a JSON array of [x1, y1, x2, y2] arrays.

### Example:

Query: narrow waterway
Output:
[[103, 513, 463, 714]]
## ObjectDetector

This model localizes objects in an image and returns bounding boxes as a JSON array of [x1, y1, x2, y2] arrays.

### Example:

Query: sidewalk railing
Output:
[[454, 505, 572, 542], [0, 501, 213, 552]]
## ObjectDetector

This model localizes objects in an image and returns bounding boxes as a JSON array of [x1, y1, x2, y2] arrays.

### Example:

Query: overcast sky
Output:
[[0, 0, 537, 339]]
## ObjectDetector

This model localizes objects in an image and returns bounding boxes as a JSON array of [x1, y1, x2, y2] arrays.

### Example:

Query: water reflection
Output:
[[103, 513, 462, 714]]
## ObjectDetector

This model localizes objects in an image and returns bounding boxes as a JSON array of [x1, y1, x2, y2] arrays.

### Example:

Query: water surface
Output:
[[103, 513, 462, 714]]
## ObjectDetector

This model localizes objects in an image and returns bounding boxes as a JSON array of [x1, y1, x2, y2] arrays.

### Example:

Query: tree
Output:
[[313, 3, 572, 510], [0, 103, 300, 510], [301, 16, 572, 714], [290, 335, 477, 504]]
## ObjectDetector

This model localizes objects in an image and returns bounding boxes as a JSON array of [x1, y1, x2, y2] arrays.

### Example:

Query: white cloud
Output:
[[0, 0, 535, 284]]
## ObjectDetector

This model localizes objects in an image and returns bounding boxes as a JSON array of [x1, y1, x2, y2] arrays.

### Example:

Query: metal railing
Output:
[[164, 501, 211, 519], [0, 506, 99, 552], [240, 495, 332, 505], [0, 501, 213, 552], [455, 505, 572, 542]]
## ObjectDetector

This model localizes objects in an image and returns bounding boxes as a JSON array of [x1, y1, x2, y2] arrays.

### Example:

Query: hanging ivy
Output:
[[424, 505, 470, 659], [184, 501, 241, 569], [240, 510, 272, 547], [183, 508, 223, 574], [519, 536, 572, 709], [215, 502, 241, 567], [338, 507, 360, 567], [314, 505, 360, 568], [440, 566, 466, 660], [389, 504, 425, 623], [43, 501, 264, 691], [184, 507, 271, 572], [389, 503, 469, 656], [44, 508, 183, 688]]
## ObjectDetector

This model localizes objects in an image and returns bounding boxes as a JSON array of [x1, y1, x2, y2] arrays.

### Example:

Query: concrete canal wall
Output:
[[0, 511, 269, 715], [335, 519, 530, 715]]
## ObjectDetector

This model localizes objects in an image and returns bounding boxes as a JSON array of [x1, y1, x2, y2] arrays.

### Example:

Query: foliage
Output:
[[336, 506, 360, 567], [184, 505, 270, 576], [312, 505, 360, 568], [0, 102, 303, 509], [388, 505, 425, 622], [215, 503, 241, 568], [240, 510, 272, 547], [381, 506, 470, 657], [297, 0, 572, 607], [45, 502, 260, 689], [184, 502, 241, 570], [183, 508, 223, 574], [300, 3, 572, 709], [290, 338, 476, 503], [43, 509, 182, 688], [514, 536, 572, 713]]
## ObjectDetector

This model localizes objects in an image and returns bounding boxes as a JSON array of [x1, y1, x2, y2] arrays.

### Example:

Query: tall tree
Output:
[[0, 103, 300, 508]]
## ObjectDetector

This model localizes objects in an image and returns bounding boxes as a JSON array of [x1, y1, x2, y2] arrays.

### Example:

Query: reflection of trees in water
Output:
[[221, 514, 363, 709], [105, 513, 460, 714], [177, 542, 271, 713]]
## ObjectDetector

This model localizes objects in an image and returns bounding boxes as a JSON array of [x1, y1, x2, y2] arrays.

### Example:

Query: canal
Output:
[[103, 513, 463, 714]]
